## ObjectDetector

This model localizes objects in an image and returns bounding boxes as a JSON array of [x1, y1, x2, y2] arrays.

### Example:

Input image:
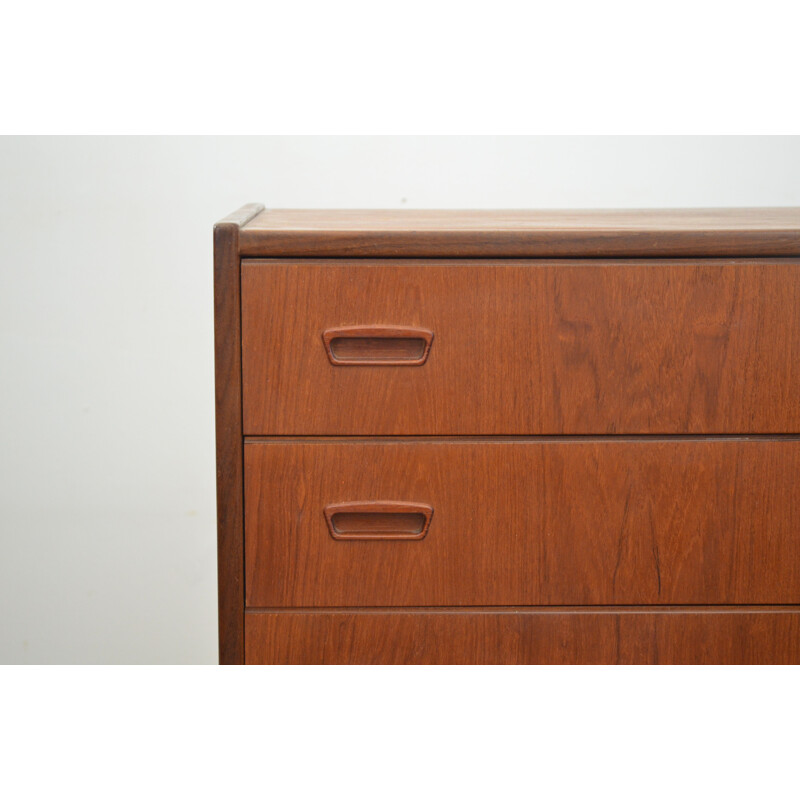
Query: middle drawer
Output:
[[244, 439, 800, 607]]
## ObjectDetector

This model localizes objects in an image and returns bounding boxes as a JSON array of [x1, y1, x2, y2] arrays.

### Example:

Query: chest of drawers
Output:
[[215, 205, 800, 664]]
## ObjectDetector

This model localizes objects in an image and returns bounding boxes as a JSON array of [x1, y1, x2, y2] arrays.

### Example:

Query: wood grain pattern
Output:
[[239, 208, 800, 258], [214, 203, 264, 665], [244, 439, 800, 607], [245, 608, 800, 664], [242, 259, 800, 435]]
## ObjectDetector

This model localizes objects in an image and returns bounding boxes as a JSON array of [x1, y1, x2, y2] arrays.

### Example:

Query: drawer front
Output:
[[241, 259, 800, 435], [244, 439, 800, 607], [245, 609, 800, 664]]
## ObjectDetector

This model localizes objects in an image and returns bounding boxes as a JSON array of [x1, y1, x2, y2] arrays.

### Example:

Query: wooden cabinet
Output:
[[216, 206, 800, 664]]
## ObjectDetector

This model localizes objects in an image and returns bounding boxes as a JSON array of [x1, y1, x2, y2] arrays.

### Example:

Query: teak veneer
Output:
[[215, 206, 800, 664], [242, 259, 800, 435]]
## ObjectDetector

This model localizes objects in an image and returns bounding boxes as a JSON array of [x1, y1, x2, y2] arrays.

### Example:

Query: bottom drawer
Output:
[[245, 608, 800, 664]]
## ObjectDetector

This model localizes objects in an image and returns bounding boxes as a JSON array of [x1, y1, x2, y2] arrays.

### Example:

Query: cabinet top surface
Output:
[[233, 207, 800, 258], [244, 207, 799, 232]]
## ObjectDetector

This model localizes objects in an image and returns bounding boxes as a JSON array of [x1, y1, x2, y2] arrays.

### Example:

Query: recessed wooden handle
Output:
[[324, 501, 433, 540], [322, 326, 433, 365]]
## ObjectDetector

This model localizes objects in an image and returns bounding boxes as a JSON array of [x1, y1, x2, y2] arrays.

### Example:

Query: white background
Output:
[[2, 135, 800, 664]]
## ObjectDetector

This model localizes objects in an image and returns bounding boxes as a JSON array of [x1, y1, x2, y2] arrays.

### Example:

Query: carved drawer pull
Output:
[[324, 501, 433, 540], [322, 326, 433, 365]]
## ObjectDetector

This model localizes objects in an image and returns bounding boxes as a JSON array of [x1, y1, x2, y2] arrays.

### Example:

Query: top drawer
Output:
[[241, 259, 800, 435]]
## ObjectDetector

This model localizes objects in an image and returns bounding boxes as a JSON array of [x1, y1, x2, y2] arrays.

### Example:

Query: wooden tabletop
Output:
[[237, 207, 800, 258]]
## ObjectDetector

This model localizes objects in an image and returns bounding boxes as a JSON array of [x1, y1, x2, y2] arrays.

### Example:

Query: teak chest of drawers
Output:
[[215, 205, 800, 664]]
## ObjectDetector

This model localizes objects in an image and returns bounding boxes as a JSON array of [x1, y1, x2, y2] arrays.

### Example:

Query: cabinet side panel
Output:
[[214, 206, 261, 664], [215, 221, 244, 664]]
